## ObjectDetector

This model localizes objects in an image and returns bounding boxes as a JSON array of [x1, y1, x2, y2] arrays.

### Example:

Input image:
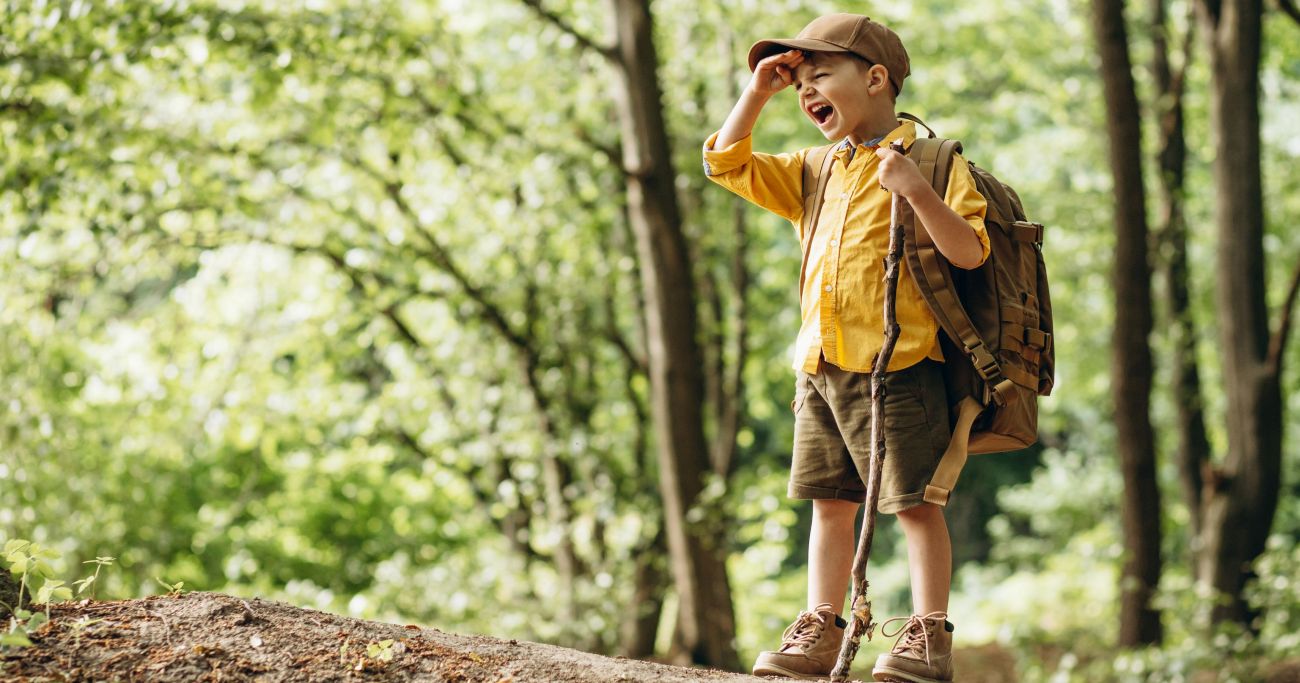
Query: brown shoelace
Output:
[[880, 612, 947, 666], [779, 603, 833, 651]]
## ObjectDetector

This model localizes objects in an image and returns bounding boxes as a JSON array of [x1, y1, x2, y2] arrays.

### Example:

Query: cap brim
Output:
[[747, 38, 849, 72]]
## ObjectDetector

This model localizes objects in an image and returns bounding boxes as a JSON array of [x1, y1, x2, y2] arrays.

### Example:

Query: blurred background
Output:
[[2, 0, 1298, 680]]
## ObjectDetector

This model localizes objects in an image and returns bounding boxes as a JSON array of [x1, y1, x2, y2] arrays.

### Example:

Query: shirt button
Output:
[[840, 192, 849, 199], [825, 285, 833, 292], [830, 239, 839, 247]]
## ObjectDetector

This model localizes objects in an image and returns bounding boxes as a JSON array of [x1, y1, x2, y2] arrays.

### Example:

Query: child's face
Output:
[[792, 52, 889, 141]]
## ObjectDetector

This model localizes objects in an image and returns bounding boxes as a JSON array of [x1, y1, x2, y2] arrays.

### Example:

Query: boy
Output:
[[702, 13, 989, 683]]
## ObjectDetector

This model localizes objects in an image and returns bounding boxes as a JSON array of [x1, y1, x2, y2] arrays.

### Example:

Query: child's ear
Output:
[[866, 64, 890, 96]]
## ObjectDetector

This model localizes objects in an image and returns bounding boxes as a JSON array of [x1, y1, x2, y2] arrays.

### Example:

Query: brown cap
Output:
[[747, 13, 911, 95]]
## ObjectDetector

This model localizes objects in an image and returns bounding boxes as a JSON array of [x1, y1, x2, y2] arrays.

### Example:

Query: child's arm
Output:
[[715, 50, 805, 149], [875, 146, 986, 270], [703, 50, 809, 225]]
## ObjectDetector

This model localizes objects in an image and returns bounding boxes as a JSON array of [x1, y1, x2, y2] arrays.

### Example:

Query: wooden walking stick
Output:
[[829, 139, 909, 682]]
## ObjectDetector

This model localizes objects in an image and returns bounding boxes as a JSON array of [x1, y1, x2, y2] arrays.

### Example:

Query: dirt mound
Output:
[[0, 592, 772, 682]]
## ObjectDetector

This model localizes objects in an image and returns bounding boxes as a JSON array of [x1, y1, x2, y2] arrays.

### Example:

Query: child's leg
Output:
[[808, 498, 860, 613], [752, 500, 856, 678], [895, 502, 951, 614]]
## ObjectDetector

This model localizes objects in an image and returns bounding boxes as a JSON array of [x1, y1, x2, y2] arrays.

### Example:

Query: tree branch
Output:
[[518, 0, 616, 61], [1197, 0, 1224, 25], [1267, 256, 1300, 377], [1277, 0, 1300, 26]]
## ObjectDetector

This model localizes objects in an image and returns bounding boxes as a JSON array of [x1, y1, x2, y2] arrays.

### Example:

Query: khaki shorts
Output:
[[789, 357, 951, 514]]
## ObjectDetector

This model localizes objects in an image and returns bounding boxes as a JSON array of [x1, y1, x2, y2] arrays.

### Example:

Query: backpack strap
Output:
[[903, 137, 1017, 408], [798, 144, 838, 303], [898, 111, 938, 139], [924, 397, 982, 506]]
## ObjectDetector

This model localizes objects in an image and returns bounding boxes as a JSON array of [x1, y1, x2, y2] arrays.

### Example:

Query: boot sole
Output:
[[871, 664, 950, 683], [752, 662, 833, 680]]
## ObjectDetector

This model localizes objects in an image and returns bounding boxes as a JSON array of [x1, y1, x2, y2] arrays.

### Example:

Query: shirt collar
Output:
[[833, 119, 919, 160]]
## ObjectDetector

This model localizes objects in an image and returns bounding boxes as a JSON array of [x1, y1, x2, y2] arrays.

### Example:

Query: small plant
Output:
[[66, 616, 104, 647], [365, 639, 397, 663], [343, 638, 405, 671], [154, 577, 186, 596], [2, 539, 72, 650], [73, 557, 115, 601]]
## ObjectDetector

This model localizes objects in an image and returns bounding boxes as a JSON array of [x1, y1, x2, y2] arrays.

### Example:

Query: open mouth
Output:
[[809, 104, 835, 126]]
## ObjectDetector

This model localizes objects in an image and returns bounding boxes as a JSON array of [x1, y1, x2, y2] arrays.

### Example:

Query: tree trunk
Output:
[[711, 199, 749, 479], [1151, 0, 1212, 567], [621, 528, 669, 658], [1194, 0, 1282, 629], [603, 0, 739, 669], [1091, 0, 1164, 647]]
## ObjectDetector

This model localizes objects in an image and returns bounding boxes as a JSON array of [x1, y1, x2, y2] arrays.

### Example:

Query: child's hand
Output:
[[875, 146, 929, 199], [749, 50, 804, 98]]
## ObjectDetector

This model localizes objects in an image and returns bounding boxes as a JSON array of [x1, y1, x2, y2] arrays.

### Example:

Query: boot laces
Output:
[[881, 612, 946, 666], [779, 605, 830, 652]]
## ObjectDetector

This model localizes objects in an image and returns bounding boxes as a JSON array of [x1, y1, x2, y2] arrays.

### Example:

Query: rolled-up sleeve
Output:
[[944, 153, 990, 267], [703, 131, 807, 224]]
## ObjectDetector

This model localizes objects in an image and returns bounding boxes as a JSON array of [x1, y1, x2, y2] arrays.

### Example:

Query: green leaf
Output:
[[25, 612, 48, 631], [9, 556, 28, 575], [36, 579, 66, 605], [0, 632, 33, 648], [3, 540, 29, 556]]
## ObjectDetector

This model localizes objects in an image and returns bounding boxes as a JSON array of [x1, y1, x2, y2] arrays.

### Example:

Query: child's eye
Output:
[[813, 73, 828, 79]]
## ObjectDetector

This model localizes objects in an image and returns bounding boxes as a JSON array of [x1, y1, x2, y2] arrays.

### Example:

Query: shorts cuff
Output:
[[788, 482, 867, 503], [878, 492, 942, 515]]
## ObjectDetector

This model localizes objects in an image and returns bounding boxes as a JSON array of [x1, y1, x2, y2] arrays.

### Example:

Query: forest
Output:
[[2, 0, 1299, 681]]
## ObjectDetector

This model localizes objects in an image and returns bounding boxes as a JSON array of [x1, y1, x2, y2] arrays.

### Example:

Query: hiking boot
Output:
[[752, 603, 846, 679], [871, 612, 954, 682]]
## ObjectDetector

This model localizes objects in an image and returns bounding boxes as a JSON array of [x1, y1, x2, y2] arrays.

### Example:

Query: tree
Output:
[[1090, 0, 1163, 646], [1149, 0, 1211, 572], [600, 0, 739, 667], [1192, 0, 1297, 628]]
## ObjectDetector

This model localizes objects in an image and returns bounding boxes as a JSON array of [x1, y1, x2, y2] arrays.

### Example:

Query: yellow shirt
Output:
[[703, 120, 989, 374]]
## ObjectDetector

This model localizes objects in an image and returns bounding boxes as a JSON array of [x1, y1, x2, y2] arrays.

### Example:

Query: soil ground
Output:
[[0, 591, 1023, 682], [0, 592, 812, 682], [16, 591, 1293, 682]]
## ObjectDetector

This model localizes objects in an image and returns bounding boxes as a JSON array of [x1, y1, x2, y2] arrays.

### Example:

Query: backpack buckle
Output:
[[967, 344, 1000, 382]]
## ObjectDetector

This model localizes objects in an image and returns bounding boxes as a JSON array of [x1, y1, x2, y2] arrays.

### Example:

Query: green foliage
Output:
[[2, 539, 72, 651], [0, 0, 1297, 678]]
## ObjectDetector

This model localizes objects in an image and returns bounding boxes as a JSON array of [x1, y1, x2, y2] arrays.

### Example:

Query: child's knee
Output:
[[812, 498, 860, 519], [895, 501, 943, 523]]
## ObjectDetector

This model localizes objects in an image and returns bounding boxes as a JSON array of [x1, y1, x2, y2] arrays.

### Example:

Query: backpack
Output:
[[799, 113, 1055, 505]]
